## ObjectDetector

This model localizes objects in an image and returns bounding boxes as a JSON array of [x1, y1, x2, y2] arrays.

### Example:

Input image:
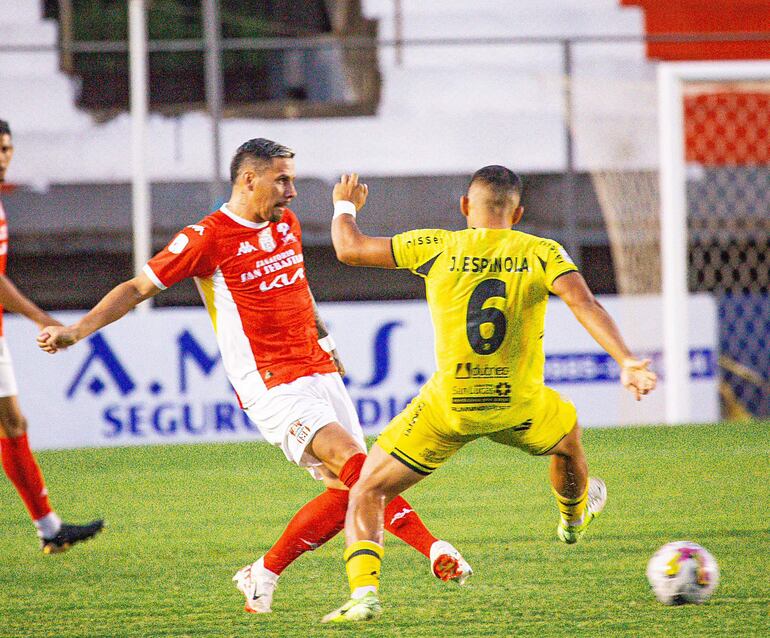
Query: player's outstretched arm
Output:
[[552, 271, 657, 400], [36, 272, 161, 354], [0, 274, 61, 330], [331, 173, 396, 268]]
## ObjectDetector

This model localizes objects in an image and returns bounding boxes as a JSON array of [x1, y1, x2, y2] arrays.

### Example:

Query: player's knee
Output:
[[348, 472, 384, 503], [309, 423, 365, 473], [0, 412, 27, 438], [554, 423, 583, 458]]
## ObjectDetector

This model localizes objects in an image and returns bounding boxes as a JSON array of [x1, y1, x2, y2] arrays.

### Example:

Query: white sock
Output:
[[563, 514, 585, 527], [351, 586, 376, 600], [34, 512, 62, 539], [255, 557, 280, 583]]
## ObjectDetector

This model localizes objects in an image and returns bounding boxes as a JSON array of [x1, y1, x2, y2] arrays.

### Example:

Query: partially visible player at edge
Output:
[[0, 119, 103, 553], [37, 138, 471, 613], [321, 167, 657, 623]]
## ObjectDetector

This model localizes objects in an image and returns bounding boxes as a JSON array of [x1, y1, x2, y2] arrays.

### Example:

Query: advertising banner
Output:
[[12, 295, 717, 451]]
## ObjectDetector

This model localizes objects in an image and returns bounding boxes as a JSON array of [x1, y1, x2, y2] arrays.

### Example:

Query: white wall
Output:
[[0, 0, 654, 186]]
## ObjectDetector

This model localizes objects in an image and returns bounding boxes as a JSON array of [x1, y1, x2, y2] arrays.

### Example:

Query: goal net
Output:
[[682, 77, 769, 419], [589, 61, 769, 421]]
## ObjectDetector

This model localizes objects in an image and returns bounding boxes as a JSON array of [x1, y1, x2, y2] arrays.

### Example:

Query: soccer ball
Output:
[[646, 541, 719, 605]]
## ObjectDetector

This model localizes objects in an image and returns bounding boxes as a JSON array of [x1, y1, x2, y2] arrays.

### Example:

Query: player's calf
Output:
[[556, 477, 607, 544]]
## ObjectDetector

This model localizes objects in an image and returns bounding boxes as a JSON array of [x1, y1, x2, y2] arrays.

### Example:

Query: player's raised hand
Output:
[[333, 173, 368, 211], [620, 358, 657, 401], [37, 325, 79, 354]]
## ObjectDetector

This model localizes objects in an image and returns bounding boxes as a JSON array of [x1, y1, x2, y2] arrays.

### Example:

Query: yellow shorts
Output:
[[376, 386, 577, 476]]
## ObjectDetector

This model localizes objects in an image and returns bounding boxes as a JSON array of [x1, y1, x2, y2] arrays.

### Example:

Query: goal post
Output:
[[657, 60, 770, 424]]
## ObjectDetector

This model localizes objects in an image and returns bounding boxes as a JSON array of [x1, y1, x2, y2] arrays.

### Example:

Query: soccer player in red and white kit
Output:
[[0, 119, 103, 553], [38, 138, 471, 613]]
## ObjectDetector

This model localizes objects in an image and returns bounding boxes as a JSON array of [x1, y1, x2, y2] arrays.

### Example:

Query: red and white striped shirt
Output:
[[144, 205, 336, 407]]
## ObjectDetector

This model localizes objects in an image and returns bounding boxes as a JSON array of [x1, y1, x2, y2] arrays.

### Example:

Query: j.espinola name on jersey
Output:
[[448, 255, 530, 273], [144, 205, 336, 407]]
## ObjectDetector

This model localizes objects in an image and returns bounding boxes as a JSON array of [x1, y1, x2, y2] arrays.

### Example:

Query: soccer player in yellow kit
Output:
[[321, 166, 657, 623]]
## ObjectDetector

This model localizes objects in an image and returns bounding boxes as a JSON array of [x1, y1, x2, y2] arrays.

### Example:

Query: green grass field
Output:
[[1, 420, 768, 638]]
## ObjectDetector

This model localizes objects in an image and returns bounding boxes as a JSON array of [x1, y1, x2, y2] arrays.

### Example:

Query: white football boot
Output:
[[557, 477, 608, 544], [233, 556, 279, 613], [430, 540, 473, 585]]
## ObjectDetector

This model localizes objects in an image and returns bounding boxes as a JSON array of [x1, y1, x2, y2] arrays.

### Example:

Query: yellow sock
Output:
[[552, 482, 589, 524], [344, 541, 384, 595]]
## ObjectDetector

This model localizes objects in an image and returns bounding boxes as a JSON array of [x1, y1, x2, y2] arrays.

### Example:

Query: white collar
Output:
[[220, 204, 270, 230]]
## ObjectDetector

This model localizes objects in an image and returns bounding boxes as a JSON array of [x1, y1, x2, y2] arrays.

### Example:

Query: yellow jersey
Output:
[[391, 227, 577, 435]]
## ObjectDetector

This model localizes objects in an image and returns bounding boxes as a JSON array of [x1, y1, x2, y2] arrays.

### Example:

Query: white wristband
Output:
[[318, 335, 336, 353], [333, 200, 357, 220]]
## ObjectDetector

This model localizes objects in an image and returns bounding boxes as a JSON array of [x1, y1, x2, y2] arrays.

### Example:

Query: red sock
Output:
[[338, 453, 437, 558], [383, 495, 436, 557], [0, 434, 53, 520], [263, 488, 348, 575]]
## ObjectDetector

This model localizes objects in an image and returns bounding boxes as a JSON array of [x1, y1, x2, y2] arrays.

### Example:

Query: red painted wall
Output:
[[621, 0, 770, 60]]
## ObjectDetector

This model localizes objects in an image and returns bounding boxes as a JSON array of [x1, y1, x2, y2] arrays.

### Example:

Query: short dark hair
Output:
[[229, 138, 294, 183], [469, 165, 522, 205], [0, 120, 10, 136]]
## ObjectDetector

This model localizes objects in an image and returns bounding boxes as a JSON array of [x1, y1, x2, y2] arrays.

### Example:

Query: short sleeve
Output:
[[391, 228, 447, 276], [536, 239, 578, 292], [144, 224, 215, 290]]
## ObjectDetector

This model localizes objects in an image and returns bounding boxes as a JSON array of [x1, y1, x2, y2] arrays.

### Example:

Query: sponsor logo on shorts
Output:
[[288, 419, 312, 444], [404, 401, 425, 436], [420, 448, 448, 464]]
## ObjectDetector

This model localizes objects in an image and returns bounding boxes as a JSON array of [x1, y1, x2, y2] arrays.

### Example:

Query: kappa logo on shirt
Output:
[[236, 240, 258, 256], [258, 228, 277, 252]]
